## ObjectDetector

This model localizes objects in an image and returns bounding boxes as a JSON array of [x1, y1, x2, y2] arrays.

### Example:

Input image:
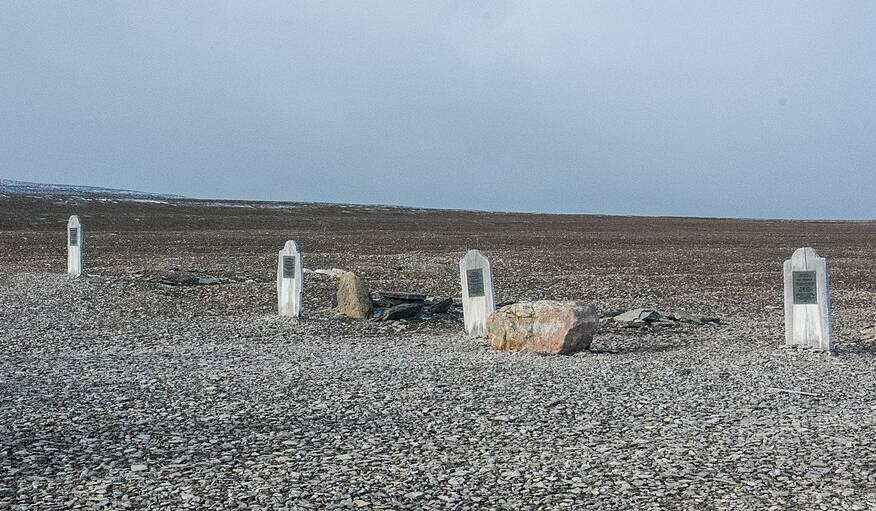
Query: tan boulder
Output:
[[487, 301, 598, 355], [337, 272, 373, 319]]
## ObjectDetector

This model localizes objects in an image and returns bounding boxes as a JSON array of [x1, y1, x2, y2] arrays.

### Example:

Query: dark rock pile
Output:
[[370, 292, 461, 322], [601, 308, 721, 329]]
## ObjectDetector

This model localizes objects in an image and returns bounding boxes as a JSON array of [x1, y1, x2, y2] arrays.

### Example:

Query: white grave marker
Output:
[[277, 240, 303, 318], [459, 249, 496, 337], [67, 215, 83, 277], [783, 247, 832, 352]]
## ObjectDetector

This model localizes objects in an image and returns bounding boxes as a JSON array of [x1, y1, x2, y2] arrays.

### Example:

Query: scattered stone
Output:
[[158, 272, 202, 286], [5, 198, 874, 511], [130, 464, 148, 472], [663, 311, 720, 325], [613, 308, 660, 327], [336, 272, 373, 319], [428, 297, 453, 314], [605, 308, 720, 329], [486, 301, 599, 355], [371, 303, 424, 322], [851, 325, 876, 345], [379, 292, 427, 306], [600, 309, 626, 319]]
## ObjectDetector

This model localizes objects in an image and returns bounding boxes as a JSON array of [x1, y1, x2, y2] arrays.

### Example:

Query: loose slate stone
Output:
[[783, 247, 832, 351], [379, 292, 427, 306], [372, 303, 424, 322], [158, 272, 199, 286], [613, 308, 660, 327], [67, 215, 83, 277], [276, 240, 303, 318], [459, 249, 496, 337], [428, 297, 453, 314]]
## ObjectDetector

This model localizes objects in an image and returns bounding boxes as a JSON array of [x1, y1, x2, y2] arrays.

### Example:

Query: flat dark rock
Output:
[[428, 297, 453, 314], [157, 271, 222, 286], [158, 272, 200, 286], [379, 291, 427, 305], [380, 291, 426, 302], [370, 297, 389, 308], [372, 303, 424, 322]]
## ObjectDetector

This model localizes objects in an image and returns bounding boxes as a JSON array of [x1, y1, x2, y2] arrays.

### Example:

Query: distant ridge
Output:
[[0, 179, 183, 200]]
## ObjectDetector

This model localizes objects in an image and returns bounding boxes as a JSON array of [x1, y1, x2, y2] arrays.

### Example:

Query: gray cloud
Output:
[[2, 1, 874, 218]]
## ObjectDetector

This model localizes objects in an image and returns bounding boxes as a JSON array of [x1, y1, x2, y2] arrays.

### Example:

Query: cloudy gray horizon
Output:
[[2, 1, 874, 219]]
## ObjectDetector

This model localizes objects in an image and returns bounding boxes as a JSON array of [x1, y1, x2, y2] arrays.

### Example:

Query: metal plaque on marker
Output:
[[792, 271, 818, 305], [69, 227, 79, 247], [466, 268, 485, 298], [282, 256, 296, 279]]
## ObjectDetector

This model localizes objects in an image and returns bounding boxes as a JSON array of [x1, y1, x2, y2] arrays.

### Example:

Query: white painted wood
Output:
[[459, 249, 496, 337], [277, 240, 303, 318], [783, 247, 832, 352], [67, 215, 83, 277]]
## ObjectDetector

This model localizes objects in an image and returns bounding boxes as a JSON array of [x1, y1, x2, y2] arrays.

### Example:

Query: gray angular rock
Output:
[[609, 308, 721, 328], [613, 308, 660, 327]]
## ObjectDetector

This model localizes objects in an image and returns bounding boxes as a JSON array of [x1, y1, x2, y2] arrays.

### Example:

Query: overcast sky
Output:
[[2, 1, 874, 219]]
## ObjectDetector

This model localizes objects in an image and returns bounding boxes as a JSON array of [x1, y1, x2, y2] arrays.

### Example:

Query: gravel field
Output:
[[2, 195, 876, 510]]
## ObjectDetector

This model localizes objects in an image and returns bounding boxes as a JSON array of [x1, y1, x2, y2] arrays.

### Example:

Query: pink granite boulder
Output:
[[486, 301, 599, 355]]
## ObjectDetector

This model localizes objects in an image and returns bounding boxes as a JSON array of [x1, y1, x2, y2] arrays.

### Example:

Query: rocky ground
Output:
[[1, 194, 875, 510]]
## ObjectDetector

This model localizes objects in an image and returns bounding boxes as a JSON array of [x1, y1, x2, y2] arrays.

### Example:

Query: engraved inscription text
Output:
[[466, 268, 485, 298], [793, 271, 818, 305], [282, 256, 296, 279]]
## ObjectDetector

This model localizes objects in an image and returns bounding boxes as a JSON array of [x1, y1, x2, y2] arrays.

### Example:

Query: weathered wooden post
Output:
[[277, 240, 303, 318], [67, 215, 83, 277], [459, 249, 496, 337], [784, 247, 832, 352]]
